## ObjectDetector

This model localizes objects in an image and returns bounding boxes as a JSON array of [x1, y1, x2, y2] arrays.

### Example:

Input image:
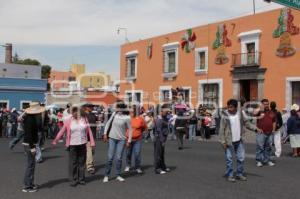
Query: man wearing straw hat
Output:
[[22, 102, 45, 193]]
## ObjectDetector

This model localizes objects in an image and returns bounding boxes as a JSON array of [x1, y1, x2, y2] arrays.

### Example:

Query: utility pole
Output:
[[253, 0, 256, 14], [117, 27, 129, 43]]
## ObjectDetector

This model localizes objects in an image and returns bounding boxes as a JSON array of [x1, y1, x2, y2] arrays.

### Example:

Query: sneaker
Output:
[[79, 181, 86, 185], [164, 168, 171, 172], [88, 169, 95, 175], [103, 176, 109, 183], [159, 170, 166, 175], [70, 181, 78, 187], [136, 169, 143, 174], [256, 162, 263, 167], [116, 176, 125, 182], [267, 161, 275, 167], [124, 166, 130, 172], [227, 176, 236, 183], [22, 187, 38, 193], [236, 175, 247, 181]]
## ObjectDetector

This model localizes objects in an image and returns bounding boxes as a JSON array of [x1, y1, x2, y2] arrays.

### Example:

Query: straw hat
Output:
[[25, 102, 46, 114], [291, 104, 300, 111]]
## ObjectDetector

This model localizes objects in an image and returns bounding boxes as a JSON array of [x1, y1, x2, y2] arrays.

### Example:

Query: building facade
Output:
[[0, 63, 42, 79], [48, 70, 76, 91], [0, 77, 47, 110], [120, 8, 300, 110]]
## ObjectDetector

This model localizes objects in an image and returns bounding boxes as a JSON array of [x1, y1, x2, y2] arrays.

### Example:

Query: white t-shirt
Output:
[[70, 118, 88, 146], [228, 112, 241, 142], [63, 109, 72, 121]]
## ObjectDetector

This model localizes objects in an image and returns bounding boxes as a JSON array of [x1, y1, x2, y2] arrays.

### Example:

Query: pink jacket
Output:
[[52, 117, 95, 147]]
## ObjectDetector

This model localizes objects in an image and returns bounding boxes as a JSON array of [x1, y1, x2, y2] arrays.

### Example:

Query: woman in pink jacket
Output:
[[52, 106, 95, 187]]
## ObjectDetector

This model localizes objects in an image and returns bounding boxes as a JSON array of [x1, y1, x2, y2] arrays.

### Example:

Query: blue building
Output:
[[0, 63, 47, 110]]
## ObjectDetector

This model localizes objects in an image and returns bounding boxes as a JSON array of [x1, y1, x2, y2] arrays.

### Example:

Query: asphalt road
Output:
[[0, 137, 299, 199]]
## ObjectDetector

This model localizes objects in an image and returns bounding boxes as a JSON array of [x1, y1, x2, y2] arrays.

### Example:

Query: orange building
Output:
[[84, 91, 119, 107], [120, 8, 300, 110], [48, 70, 76, 90]]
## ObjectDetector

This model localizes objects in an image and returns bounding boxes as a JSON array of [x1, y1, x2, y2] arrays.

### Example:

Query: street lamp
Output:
[[117, 27, 129, 43]]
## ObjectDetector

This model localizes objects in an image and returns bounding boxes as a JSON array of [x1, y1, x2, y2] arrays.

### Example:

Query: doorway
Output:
[[240, 80, 258, 101]]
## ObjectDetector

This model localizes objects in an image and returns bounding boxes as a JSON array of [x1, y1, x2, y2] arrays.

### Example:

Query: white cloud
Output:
[[0, 0, 282, 45]]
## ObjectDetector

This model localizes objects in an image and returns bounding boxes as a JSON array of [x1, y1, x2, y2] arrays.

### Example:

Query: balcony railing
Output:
[[232, 52, 261, 67]]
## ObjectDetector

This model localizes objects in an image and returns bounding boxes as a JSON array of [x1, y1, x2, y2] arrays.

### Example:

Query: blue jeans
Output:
[[256, 133, 273, 163], [225, 141, 245, 177], [189, 124, 197, 141], [9, 130, 24, 149], [126, 139, 142, 169], [24, 145, 36, 188], [105, 138, 126, 176]]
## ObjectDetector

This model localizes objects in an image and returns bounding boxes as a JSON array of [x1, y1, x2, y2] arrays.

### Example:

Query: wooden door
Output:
[[250, 80, 258, 101]]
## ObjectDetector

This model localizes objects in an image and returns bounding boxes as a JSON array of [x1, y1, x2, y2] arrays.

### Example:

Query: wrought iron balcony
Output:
[[232, 52, 261, 67]]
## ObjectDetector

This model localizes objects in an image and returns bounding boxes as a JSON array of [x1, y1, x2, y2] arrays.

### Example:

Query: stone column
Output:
[[257, 79, 264, 101], [232, 79, 240, 100]]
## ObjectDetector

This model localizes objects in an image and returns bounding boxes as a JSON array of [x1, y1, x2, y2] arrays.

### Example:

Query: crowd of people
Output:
[[1, 96, 300, 192]]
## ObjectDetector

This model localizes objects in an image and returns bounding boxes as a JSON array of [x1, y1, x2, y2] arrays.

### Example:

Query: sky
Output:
[[0, 0, 282, 80]]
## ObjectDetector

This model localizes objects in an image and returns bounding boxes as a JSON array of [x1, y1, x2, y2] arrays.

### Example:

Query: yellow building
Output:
[[79, 72, 112, 89], [71, 64, 112, 89], [71, 64, 85, 77]]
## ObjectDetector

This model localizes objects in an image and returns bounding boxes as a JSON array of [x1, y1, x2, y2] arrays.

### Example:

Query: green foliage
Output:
[[213, 26, 221, 49], [41, 65, 51, 79], [273, 9, 286, 38]]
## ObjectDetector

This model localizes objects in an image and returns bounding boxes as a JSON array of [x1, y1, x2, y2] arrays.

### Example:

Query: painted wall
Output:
[[49, 70, 75, 90], [0, 63, 41, 79], [0, 77, 47, 110], [120, 8, 300, 109]]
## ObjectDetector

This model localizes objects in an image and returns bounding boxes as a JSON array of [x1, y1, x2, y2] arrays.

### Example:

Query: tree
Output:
[[14, 58, 41, 66], [41, 65, 51, 79]]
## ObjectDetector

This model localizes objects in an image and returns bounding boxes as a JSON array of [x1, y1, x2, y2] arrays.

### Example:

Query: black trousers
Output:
[[154, 139, 166, 172], [176, 128, 185, 148], [69, 144, 87, 183], [24, 145, 36, 188]]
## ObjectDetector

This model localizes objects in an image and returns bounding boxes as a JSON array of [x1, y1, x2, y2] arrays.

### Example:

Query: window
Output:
[[195, 47, 208, 72], [125, 50, 138, 80], [199, 79, 223, 109], [292, 82, 300, 105], [159, 86, 172, 103], [0, 100, 9, 109], [163, 42, 179, 78], [125, 90, 143, 104], [21, 101, 31, 110], [165, 51, 176, 73], [162, 90, 171, 102], [164, 50, 177, 74], [203, 84, 219, 108], [246, 42, 256, 65], [182, 88, 191, 104], [238, 30, 261, 66], [126, 57, 137, 78]]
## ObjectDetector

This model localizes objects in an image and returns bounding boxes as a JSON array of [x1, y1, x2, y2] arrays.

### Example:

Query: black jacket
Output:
[[86, 112, 97, 141], [175, 117, 187, 129], [23, 114, 40, 149]]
